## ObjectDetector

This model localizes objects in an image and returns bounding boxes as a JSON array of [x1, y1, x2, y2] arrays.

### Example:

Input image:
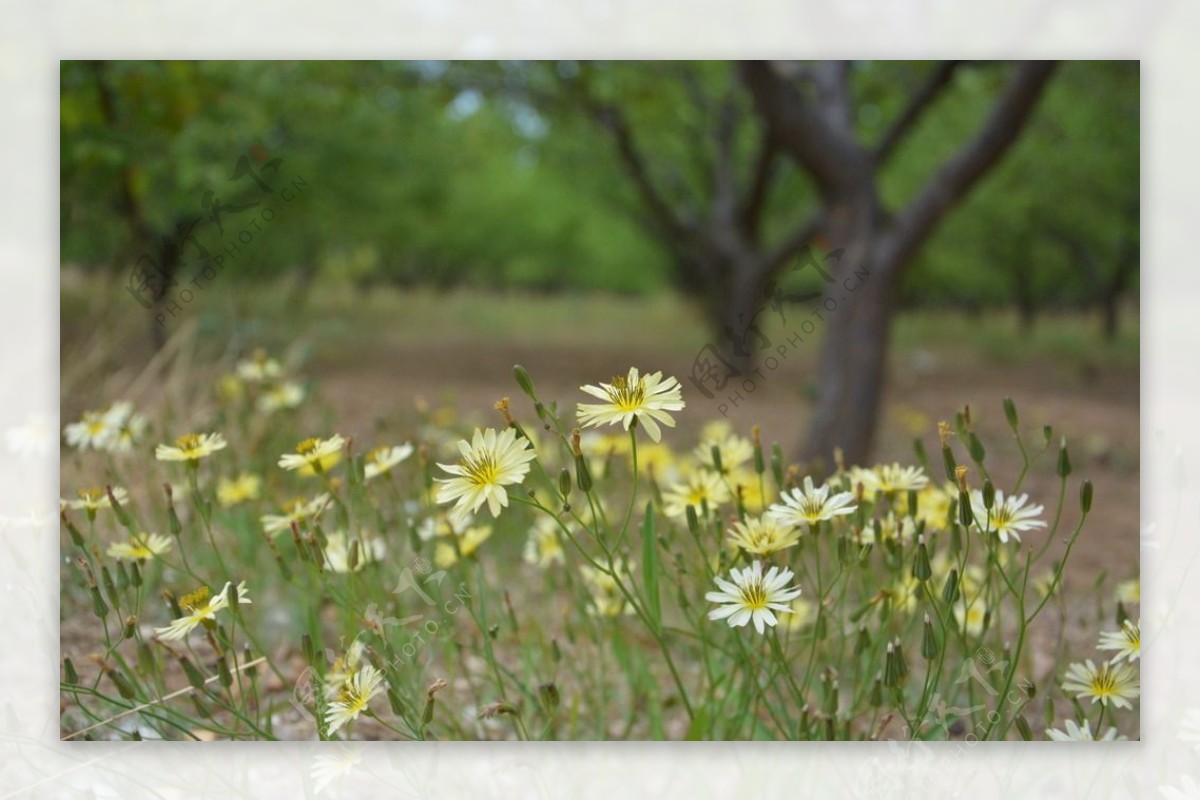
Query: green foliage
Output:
[[60, 60, 1137, 311]]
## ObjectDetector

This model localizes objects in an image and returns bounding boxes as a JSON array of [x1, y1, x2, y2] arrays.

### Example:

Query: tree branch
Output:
[[872, 61, 961, 166], [738, 60, 869, 198], [879, 61, 1058, 275], [738, 130, 779, 240]]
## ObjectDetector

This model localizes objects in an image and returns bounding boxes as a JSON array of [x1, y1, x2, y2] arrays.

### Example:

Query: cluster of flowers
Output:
[[61, 357, 1139, 740]]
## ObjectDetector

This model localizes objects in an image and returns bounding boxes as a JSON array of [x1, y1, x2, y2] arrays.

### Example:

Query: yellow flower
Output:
[[662, 470, 731, 518], [1115, 578, 1140, 605], [852, 463, 929, 497], [954, 599, 987, 636], [434, 524, 493, 568], [217, 473, 262, 507], [727, 515, 801, 557], [260, 493, 331, 536], [577, 367, 685, 442], [61, 486, 128, 513], [155, 432, 228, 463], [154, 581, 251, 641], [236, 350, 283, 382], [524, 518, 566, 568], [901, 483, 954, 530], [256, 381, 305, 413], [364, 444, 414, 480], [107, 532, 173, 561], [435, 428, 536, 523], [323, 531, 386, 573], [216, 373, 244, 402], [693, 428, 753, 474], [278, 435, 346, 476], [784, 597, 817, 632], [323, 639, 367, 699], [581, 564, 634, 618]]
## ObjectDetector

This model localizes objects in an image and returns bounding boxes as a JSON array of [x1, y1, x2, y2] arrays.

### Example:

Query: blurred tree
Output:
[[741, 60, 1057, 465]]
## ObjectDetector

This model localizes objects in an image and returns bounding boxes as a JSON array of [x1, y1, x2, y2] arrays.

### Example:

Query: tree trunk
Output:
[[713, 259, 771, 376], [801, 196, 888, 470]]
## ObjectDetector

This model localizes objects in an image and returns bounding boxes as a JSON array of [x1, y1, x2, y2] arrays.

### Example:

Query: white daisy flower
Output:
[[154, 581, 251, 641], [155, 432, 228, 463], [1097, 619, 1140, 664], [767, 476, 857, 527], [324, 664, 386, 735], [260, 493, 331, 536], [256, 381, 305, 413], [970, 489, 1046, 544], [63, 410, 115, 451], [107, 532, 173, 561], [435, 427, 536, 522], [577, 367, 685, 442], [323, 531, 386, 573], [278, 435, 346, 475], [1046, 719, 1123, 741], [662, 470, 731, 519], [364, 443, 415, 480], [706, 560, 802, 634], [1062, 658, 1140, 709]]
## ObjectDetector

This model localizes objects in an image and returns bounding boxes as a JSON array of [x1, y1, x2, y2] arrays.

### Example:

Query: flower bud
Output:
[[180, 657, 206, 690], [685, 504, 701, 538], [217, 653, 233, 688], [61, 511, 85, 548], [869, 675, 883, 706], [574, 453, 592, 493], [967, 432, 985, 464], [921, 613, 938, 660], [1080, 479, 1093, 514], [883, 642, 901, 688], [854, 625, 870, 656], [771, 443, 785, 488], [912, 535, 932, 581], [958, 490, 973, 527], [942, 569, 960, 605], [1057, 438, 1072, 478], [558, 468, 572, 502], [982, 479, 996, 510], [122, 615, 137, 639], [539, 681, 560, 713], [63, 657, 79, 685], [1042, 425, 1053, 447], [512, 364, 537, 399], [1003, 396, 1019, 430]]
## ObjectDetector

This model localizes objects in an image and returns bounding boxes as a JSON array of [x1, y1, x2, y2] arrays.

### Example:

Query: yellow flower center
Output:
[[1089, 664, 1119, 697], [739, 580, 769, 611], [296, 438, 321, 456], [86, 419, 107, 435], [176, 433, 203, 451], [180, 586, 211, 613], [79, 487, 104, 503], [608, 375, 646, 412], [337, 683, 370, 714], [463, 454, 500, 488]]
